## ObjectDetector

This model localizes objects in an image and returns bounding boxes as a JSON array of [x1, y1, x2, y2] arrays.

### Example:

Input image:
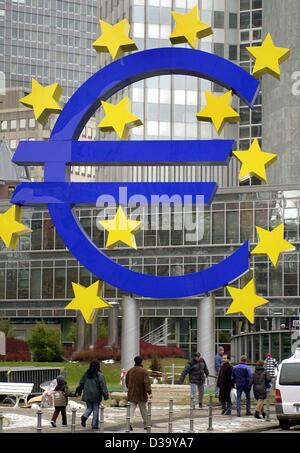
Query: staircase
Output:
[[141, 320, 170, 345]]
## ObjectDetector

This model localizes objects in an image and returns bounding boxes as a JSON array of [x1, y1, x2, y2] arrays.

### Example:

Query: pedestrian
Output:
[[179, 352, 209, 408], [125, 355, 152, 431], [231, 355, 253, 417], [76, 359, 109, 430], [249, 360, 272, 419], [50, 375, 73, 427], [214, 346, 224, 397], [217, 354, 233, 415], [264, 352, 278, 386]]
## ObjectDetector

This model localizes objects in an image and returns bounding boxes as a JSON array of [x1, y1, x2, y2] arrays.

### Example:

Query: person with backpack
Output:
[[231, 355, 253, 417], [249, 360, 272, 419], [179, 352, 209, 408], [50, 375, 73, 427], [76, 359, 109, 430]]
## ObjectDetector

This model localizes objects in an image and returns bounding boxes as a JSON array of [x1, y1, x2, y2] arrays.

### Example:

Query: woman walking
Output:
[[217, 355, 233, 415], [249, 360, 271, 419], [76, 359, 109, 429]]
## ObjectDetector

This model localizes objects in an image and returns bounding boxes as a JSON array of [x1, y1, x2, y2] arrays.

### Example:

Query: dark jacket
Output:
[[77, 370, 109, 403], [249, 366, 271, 400], [217, 362, 233, 403], [125, 365, 152, 402], [232, 363, 252, 390], [179, 358, 209, 385], [53, 375, 73, 407]]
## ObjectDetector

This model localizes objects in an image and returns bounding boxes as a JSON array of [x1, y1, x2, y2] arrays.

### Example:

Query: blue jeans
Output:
[[190, 383, 204, 406], [236, 388, 251, 415], [83, 401, 100, 429]]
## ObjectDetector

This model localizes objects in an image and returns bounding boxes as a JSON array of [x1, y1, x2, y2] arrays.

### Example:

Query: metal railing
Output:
[[141, 320, 170, 345]]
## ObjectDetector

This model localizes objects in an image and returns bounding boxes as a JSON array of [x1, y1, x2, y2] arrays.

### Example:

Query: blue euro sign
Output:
[[12, 47, 260, 298]]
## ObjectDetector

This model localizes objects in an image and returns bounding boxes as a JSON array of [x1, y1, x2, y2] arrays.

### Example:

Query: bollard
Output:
[[207, 395, 213, 432], [189, 397, 194, 433], [168, 399, 173, 433], [266, 398, 270, 422], [125, 404, 131, 433], [147, 400, 152, 433], [71, 407, 77, 433], [37, 408, 42, 433], [0, 411, 3, 433], [100, 404, 105, 432]]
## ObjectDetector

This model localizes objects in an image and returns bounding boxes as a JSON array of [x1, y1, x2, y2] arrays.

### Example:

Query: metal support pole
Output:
[[0, 411, 3, 433], [189, 397, 194, 433], [147, 400, 152, 433], [168, 399, 173, 433], [100, 404, 104, 432], [125, 404, 131, 433], [207, 395, 213, 432], [171, 363, 175, 385], [71, 408, 76, 433], [37, 408, 42, 433], [266, 398, 270, 422]]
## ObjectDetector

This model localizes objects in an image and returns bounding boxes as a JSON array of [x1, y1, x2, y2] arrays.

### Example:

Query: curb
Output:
[[237, 422, 279, 433]]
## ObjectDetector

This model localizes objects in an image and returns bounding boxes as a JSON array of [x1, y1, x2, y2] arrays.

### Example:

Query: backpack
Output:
[[53, 390, 67, 407]]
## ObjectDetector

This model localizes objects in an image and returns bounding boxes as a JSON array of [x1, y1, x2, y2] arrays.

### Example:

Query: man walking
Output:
[[232, 355, 253, 417], [125, 356, 152, 431], [179, 352, 209, 408], [264, 352, 278, 386], [217, 354, 233, 415]]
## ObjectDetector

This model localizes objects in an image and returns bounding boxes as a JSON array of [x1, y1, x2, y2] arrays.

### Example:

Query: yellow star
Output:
[[98, 96, 142, 140], [170, 6, 212, 49], [196, 91, 240, 134], [226, 279, 269, 324], [246, 33, 290, 80], [0, 205, 32, 250], [93, 18, 138, 60], [20, 79, 63, 126], [99, 207, 141, 249], [65, 281, 112, 324], [251, 224, 295, 267], [233, 139, 277, 183]]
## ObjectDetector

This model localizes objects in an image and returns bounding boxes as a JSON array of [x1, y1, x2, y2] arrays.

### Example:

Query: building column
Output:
[[91, 317, 98, 346], [76, 313, 86, 351], [197, 294, 215, 376], [108, 304, 119, 347], [121, 296, 140, 371]]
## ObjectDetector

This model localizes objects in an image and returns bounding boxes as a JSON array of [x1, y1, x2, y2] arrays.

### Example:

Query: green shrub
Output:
[[149, 356, 162, 372], [28, 322, 63, 362], [0, 318, 14, 337]]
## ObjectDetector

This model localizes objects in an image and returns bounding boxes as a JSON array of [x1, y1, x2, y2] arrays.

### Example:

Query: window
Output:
[[29, 118, 36, 128], [240, 12, 250, 29], [10, 119, 17, 130], [252, 0, 262, 9], [213, 11, 224, 29], [252, 11, 262, 28], [229, 45, 238, 61], [214, 43, 224, 57], [20, 119, 26, 129], [240, 0, 251, 10], [279, 364, 300, 385], [229, 13, 237, 29], [0, 120, 7, 131], [10, 140, 17, 149]]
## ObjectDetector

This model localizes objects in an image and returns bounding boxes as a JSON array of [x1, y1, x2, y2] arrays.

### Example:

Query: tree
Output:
[[28, 322, 63, 362], [0, 317, 14, 337]]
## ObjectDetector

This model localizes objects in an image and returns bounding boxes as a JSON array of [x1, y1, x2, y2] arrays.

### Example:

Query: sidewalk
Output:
[[0, 402, 279, 433]]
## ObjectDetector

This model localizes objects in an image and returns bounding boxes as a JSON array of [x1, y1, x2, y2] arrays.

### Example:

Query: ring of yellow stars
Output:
[[251, 224, 295, 268], [99, 206, 141, 249], [196, 91, 240, 134], [65, 281, 112, 324], [246, 33, 290, 80], [20, 79, 63, 126], [93, 18, 138, 60], [233, 139, 277, 183], [98, 96, 142, 140], [170, 6, 212, 49], [226, 279, 269, 324], [0, 205, 32, 250]]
